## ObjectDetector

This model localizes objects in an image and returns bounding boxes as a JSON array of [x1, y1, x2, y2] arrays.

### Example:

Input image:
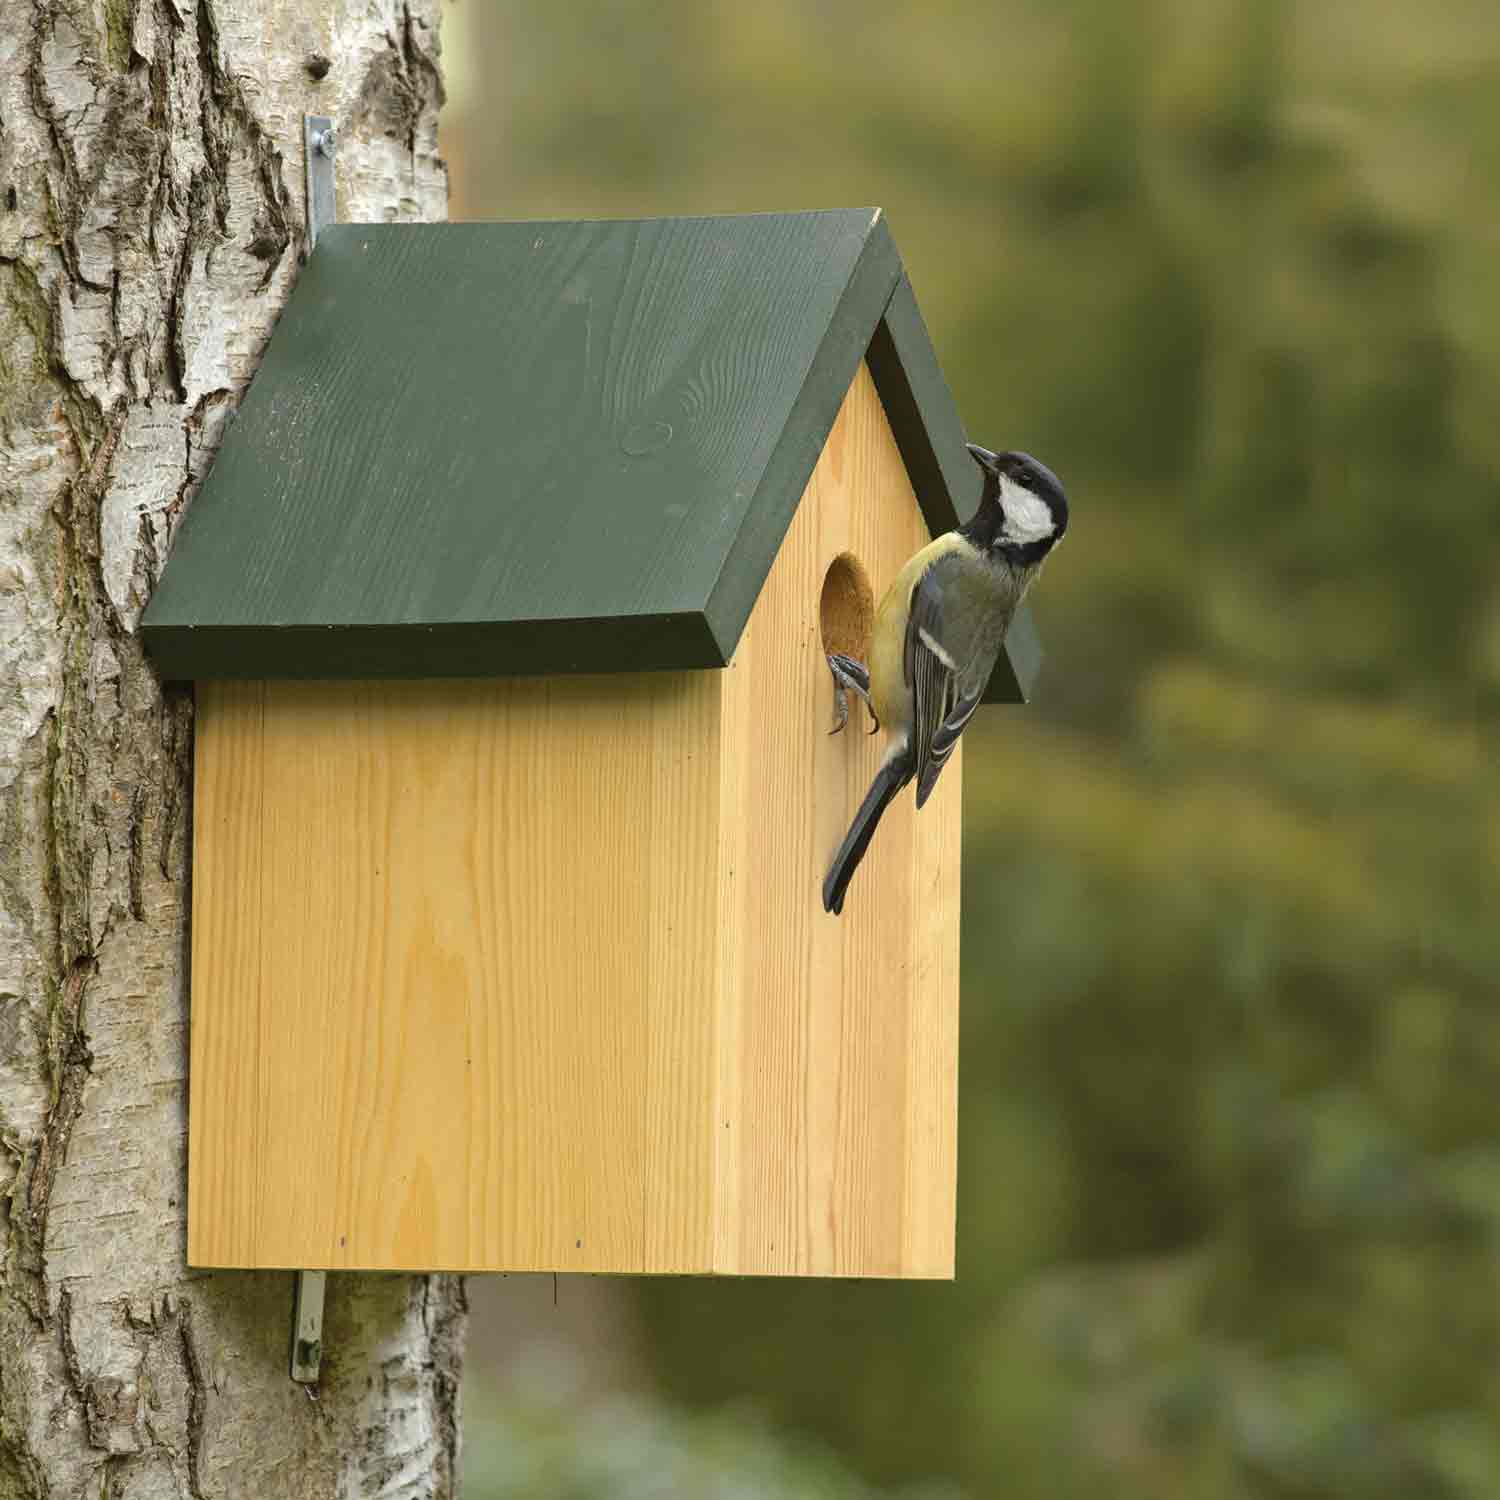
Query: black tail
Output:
[[823, 755, 912, 915]]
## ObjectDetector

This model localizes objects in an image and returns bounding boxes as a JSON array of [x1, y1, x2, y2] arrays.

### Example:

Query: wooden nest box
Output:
[[142, 210, 1040, 1277]]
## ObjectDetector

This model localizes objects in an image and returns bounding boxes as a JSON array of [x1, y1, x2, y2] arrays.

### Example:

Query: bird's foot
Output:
[[827, 653, 879, 735]]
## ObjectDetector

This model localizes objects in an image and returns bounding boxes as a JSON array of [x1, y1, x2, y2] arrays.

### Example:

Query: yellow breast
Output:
[[867, 533, 972, 728]]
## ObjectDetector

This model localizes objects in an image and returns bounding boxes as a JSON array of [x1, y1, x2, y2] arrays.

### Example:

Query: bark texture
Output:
[[0, 1, 463, 1495]]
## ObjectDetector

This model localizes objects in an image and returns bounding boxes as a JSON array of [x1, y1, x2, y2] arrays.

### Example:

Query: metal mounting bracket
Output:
[[289, 113, 337, 1388], [290, 1270, 327, 1385], [304, 114, 336, 250]]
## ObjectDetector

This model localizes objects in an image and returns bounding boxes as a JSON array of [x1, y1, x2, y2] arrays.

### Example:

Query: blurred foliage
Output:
[[445, 0, 1500, 1495], [465, 1351, 963, 1500]]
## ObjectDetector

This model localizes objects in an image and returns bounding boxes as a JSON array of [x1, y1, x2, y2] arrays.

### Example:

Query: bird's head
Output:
[[966, 443, 1068, 556]]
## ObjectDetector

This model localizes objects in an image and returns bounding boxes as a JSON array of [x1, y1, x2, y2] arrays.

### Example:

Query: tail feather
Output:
[[823, 755, 912, 915]]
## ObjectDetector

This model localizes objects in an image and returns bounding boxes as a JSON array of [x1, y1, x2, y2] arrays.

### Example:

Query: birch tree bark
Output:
[[0, 2, 464, 1495]]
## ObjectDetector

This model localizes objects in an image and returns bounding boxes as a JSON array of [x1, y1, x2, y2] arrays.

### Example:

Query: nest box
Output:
[[142, 210, 1041, 1278]]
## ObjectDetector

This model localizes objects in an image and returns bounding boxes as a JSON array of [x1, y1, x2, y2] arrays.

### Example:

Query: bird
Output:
[[822, 443, 1069, 914]]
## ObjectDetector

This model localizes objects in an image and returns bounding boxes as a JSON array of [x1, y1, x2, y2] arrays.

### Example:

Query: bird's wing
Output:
[[903, 556, 965, 801], [906, 544, 1021, 809], [915, 687, 984, 808]]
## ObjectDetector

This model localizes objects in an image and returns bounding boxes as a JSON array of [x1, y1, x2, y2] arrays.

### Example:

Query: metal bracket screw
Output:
[[303, 114, 337, 250], [290, 1270, 327, 1384]]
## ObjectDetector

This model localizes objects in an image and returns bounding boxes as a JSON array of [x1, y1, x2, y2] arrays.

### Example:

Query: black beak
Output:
[[966, 443, 998, 471]]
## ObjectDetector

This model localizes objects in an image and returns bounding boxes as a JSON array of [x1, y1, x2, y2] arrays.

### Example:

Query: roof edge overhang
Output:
[[142, 612, 727, 682]]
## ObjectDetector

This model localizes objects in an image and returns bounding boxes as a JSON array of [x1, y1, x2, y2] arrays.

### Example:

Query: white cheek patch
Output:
[[999, 476, 1056, 545]]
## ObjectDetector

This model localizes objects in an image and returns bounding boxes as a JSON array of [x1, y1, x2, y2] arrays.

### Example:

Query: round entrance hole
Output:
[[819, 552, 874, 663]]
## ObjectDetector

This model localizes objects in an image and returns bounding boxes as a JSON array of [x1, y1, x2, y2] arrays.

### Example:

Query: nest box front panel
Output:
[[186, 362, 959, 1278], [189, 670, 725, 1273]]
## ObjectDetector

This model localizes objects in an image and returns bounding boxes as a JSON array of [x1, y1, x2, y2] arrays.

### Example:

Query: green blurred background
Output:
[[439, 1, 1500, 1494]]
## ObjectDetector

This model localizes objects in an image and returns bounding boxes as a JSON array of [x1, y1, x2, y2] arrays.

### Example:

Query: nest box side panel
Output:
[[188, 683, 269, 1266], [188, 674, 723, 1272], [712, 360, 961, 1278]]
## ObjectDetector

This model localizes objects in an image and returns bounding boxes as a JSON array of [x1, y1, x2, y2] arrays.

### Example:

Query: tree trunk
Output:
[[0, 3, 463, 1495]]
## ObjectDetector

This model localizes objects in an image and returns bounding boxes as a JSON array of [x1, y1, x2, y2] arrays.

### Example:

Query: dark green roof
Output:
[[141, 210, 1038, 702]]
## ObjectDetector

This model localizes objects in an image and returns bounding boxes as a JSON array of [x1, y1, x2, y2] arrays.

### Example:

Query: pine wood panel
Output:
[[190, 676, 722, 1271], [712, 360, 961, 1277], [188, 682, 266, 1267], [643, 669, 723, 1271], [187, 359, 960, 1275]]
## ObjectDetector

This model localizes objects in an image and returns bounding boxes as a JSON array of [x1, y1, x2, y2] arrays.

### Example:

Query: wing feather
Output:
[[916, 687, 982, 807], [904, 559, 962, 799]]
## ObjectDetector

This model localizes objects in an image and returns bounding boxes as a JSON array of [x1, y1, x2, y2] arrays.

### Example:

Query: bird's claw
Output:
[[826, 653, 879, 736], [829, 680, 851, 736]]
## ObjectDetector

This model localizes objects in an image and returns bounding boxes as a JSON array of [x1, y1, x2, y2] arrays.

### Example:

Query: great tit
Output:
[[822, 444, 1069, 914]]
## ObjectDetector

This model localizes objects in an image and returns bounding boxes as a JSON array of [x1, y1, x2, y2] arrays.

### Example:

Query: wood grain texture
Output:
[[188, 361, 960, 1275], [713, 359, 961, 1277], [188, 681, 267, 1267], [191, 676, 711, 1271]]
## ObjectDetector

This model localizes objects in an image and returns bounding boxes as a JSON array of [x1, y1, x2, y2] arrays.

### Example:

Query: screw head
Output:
[[315, 127, 336, 158]]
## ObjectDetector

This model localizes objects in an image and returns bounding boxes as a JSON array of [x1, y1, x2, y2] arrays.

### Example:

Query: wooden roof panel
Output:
[[141, 210, 1036, 699]]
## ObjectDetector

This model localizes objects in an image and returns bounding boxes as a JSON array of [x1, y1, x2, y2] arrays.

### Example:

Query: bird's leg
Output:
[[826, 653, 880, 735]]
